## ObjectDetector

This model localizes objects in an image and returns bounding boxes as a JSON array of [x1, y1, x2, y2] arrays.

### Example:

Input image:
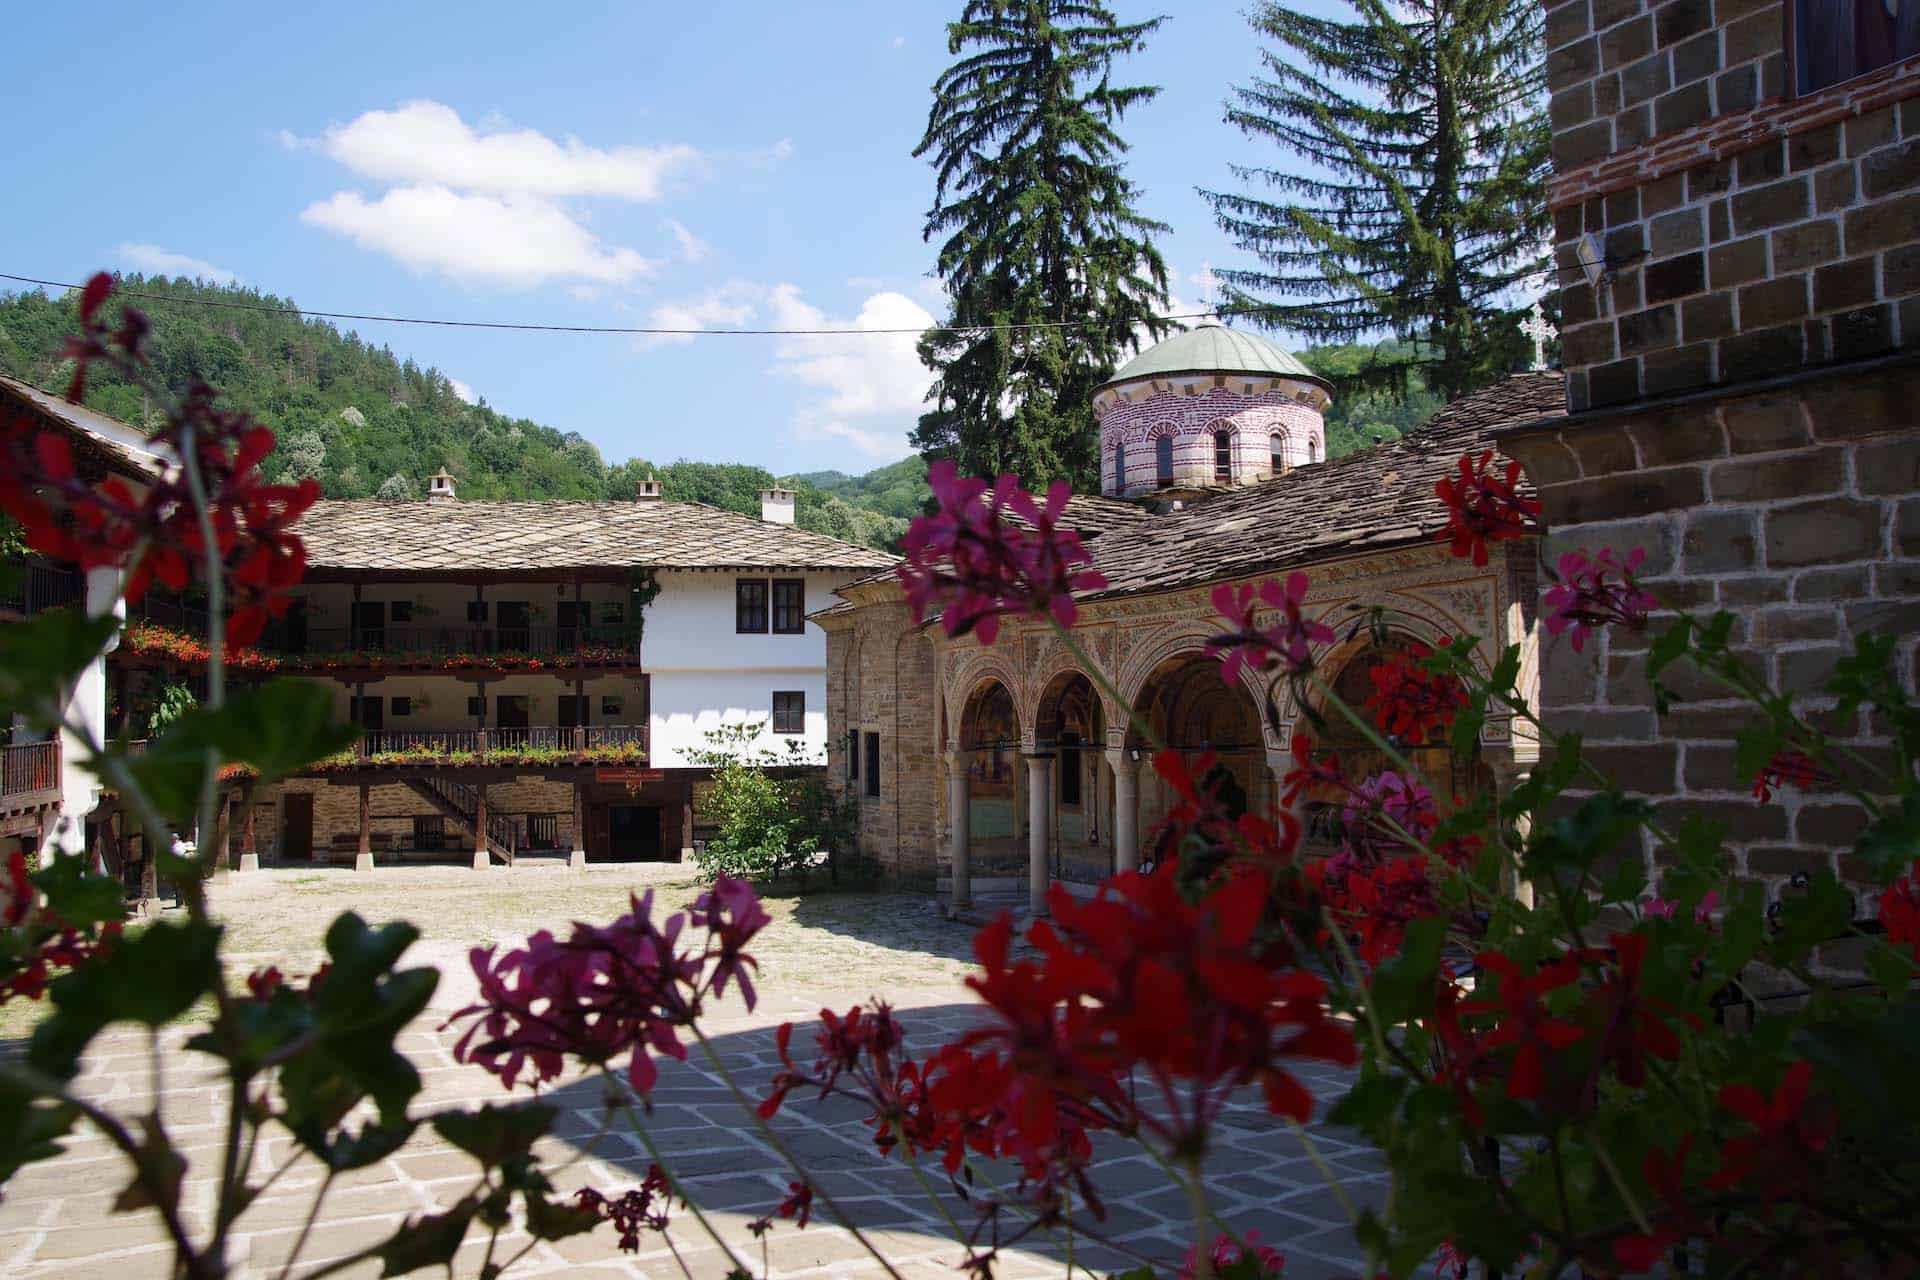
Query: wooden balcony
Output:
[[323, 723, 649, 772], [0, 740, 61, 837], [0, 560, 85, 620]]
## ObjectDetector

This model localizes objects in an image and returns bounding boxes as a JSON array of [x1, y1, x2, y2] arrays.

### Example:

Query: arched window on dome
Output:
[[1155, 435, 1174, 489], [1269, 432, 1287, 476], [1213, 429, 1232, 482], [1307, 436, 1319, 463], [1113, 441, 1127, 492]]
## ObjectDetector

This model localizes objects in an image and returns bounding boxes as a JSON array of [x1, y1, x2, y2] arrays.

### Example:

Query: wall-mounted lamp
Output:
[[1576, 232, 1607, 289]]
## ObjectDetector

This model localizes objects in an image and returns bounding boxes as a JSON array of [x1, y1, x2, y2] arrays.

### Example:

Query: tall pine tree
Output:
[[913, 1, 1171, 490], [1200, 0, 1549, 403]]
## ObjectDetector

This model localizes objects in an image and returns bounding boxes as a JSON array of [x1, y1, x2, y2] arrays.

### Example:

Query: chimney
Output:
[[759, 486, 796, 525], [426, 468, 458, 502], [636, 472, 663, 501]]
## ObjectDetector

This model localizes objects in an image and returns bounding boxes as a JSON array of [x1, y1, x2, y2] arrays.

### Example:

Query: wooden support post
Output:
[[574, 678, 587, 752], [213, 791, 233, 875], [137, 832, 158, 915], [569, 782, 587, 870], [680, 777, 695, 862], [355, 783, 373, 872], [472, 784, 491, 870]]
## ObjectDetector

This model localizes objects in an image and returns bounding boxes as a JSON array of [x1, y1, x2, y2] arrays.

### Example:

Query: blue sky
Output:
[[5, 1, 1303, 477]]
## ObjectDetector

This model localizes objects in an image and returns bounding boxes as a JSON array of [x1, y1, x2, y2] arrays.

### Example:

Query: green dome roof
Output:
[[1101, 321, 1326, 389]]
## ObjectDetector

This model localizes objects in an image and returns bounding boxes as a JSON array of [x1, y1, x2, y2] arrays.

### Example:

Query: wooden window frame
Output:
[[1213, 429, 1232, 482], [771, 578, 806, 634], [1788, 0, 1920, 96], [772, 691, 805, 734], [735, 578, 770, 634]]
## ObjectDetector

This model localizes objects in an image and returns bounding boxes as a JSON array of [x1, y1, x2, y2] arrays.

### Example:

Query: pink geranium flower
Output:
[[1542, 547, 1659, 652], [1205, 572, 1335, 683]]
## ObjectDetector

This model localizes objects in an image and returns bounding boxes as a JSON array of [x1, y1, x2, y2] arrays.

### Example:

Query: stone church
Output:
[[815, 324, 1566, 910], [821, 0, 1920, 924]]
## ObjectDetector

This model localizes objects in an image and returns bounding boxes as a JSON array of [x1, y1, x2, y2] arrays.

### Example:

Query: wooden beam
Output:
[[473, 785, 489, 857], [357, 784, 372, 857]]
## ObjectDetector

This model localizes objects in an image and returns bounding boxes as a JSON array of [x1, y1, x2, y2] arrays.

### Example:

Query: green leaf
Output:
[[1733, 722, 1784, 786], [1366, 915, 1446, 1026], [375, 1197, 480, 1276], [127, 682, 359, 820], [0, 612, 120, 727], [1327, 1071, 1410, 1138], [29, 920, 222, 1078], [432, 1104, 556, 1169], [1853, 792, 1920, 886], [31, 856, 128, 929], [523, 1188, 600, 1241], [1764, 872, 1856, 967]]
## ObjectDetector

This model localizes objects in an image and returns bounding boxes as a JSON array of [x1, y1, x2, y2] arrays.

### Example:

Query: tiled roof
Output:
[[1076, 372, 1567, 599], [0, 372, 168, 481], [297, 498, 900, 575]]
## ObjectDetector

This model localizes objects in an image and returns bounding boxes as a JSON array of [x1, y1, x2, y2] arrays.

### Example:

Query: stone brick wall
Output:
[[1501, 356, 1920, 910], [1548, 0, 1920, 411], [821, 598, 941, 881]]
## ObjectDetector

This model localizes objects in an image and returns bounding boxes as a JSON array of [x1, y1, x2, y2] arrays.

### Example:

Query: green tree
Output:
[[912, 0, 1172, 491], [1200, 0, 1549, 403]]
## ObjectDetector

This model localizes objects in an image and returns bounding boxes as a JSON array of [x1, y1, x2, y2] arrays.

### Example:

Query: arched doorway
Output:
[[958, 680, 1023, 878], [1129, 654, 1266, 844], [1303, 636, 1492, 846], [1035, 671, 1108, 883]]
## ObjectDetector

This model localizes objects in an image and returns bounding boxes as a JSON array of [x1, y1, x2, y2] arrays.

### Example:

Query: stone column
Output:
[[1488, 758, 1535, 908], [1106, 749, 1140, 874], [213, 791, 233, 876], [946, 750, 971, 912], [472, 784, 491, 870], [569, 781, 588, 871], [680, 778, 695, 862], [355, 783, 374, 872], [1025, 755, 1053, 915]]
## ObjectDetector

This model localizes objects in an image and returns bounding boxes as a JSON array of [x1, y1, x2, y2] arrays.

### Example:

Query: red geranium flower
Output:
[[1461, 951, 1584, 1100], [1435, 450, 1539, 566], [1879, 859, 1920, 958], [1362, 642, 1468, 742], [1751, 749, 1824, 803]]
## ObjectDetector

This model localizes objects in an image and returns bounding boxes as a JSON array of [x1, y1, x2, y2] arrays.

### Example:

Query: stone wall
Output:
[[1548, 0, 1920, 411], [821, 598, 941, 881], [1500, 356, 1920, 906]]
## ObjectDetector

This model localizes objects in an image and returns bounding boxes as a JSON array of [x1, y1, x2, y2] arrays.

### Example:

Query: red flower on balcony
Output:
[[1435, 450, 1539, 566], [897, 461, 1106, 645], [1879, 860, 1920, 958]]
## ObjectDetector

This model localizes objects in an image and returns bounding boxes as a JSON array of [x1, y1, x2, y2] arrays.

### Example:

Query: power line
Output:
[[0, 270, 1242, 339]]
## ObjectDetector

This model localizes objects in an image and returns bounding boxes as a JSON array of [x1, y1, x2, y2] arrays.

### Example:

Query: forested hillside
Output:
[[0, 278, 1451, 553], [0, 276, 907, 548]]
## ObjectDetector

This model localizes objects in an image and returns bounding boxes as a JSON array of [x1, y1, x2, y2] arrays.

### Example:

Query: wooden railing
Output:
[[0, 740, 60, 803], [288, 624, 642, 658], [355, 723, 647, 761], [0, 560, 85, 618]]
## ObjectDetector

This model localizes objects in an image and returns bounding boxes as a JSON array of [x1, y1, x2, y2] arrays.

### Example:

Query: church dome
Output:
[[1100, 321, 1329, 392]]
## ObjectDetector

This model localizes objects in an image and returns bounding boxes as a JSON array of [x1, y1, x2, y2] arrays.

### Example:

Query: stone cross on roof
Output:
[[1521, 301, 1557, 372]]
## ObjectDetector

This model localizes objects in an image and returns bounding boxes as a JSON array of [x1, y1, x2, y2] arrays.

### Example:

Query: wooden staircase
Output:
[[404, 777, 516, 866]]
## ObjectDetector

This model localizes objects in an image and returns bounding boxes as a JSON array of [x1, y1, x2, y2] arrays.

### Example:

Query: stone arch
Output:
[[1114, 621, 1281, 750], [943, 651, 1024, 749], [1033, 666, 1111, 882]]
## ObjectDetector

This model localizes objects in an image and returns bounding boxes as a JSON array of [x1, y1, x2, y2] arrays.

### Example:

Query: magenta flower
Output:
[[1542, 548, 1658, 652], [896, 461, 1107, 645], [445, 879, 769, 1095], [1205, 572, 1336, 683]]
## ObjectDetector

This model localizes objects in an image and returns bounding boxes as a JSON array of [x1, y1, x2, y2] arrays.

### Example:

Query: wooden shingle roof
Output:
[[1077, 372, 1565, 599], [297, 498, 899, 575], [0, 372, 168, 482]]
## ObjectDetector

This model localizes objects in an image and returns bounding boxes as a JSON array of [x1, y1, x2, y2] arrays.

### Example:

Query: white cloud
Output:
[[632, 282, 934, 460], [300, 186, 659, 288], [891, 34, 908, 47], [568, 284, 607, 303], [665, 218, 709, 263], [116, 244, 242, 286], [448, 377, 477, 404], [632, 280, 765, 350], [299, 100, 698, 201]]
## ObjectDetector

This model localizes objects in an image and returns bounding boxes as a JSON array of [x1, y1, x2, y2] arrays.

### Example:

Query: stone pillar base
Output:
[[353, 852, 375, 873], [568, 849, 587, 871], [471, 850, 492, 871], [679, 846, 696, 864], [237, 853, 260, 873]]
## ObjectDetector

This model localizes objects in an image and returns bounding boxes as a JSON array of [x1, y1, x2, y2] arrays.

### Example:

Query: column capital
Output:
[[1104, 746, 1140, 777]]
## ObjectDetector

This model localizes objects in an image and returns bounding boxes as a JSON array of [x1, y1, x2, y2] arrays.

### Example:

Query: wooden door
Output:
[[350, 601, 386, 649], [496, 601, 530, 652], [284, 793, 314, 861], [587, 803, 611, 858], [557, 600, 589, 649]]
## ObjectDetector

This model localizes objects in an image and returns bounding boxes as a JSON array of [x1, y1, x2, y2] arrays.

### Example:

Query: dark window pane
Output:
[[1270, 433, 1285, 474], [772, 691, 805, 734], [390, 601, 414, 623], [1214, 430, 1232, 482], [1155, 435, 1174, 487], [772, 579, 806, 634], [1113, 442, 1127, 491], [1796, 0, 1920, 93], [736, 579, 769, 633], [848, 730, 860, 779], [390, 696, 412, 717], [864, 732, 880, 797]]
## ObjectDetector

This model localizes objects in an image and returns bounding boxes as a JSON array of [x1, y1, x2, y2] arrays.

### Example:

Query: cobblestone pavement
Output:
[[0, 870, 1388, 1280]]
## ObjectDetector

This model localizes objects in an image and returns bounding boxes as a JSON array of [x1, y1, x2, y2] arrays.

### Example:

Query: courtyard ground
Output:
[[0, 864, 1388, 1279]]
